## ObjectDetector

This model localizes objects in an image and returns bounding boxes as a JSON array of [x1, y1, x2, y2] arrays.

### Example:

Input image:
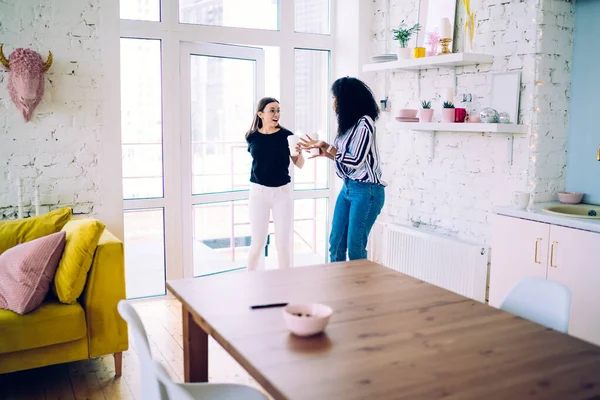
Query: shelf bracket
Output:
[[429, 131, 436, 161], [506, 135, 514, 165], [452, 66, 457, 94]]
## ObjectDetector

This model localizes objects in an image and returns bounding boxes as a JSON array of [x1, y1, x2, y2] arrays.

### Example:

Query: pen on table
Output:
[[250, 302, 288, 309]]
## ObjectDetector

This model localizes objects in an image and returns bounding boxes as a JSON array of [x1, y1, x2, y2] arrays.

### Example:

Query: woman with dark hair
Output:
[[300, 77, 385, 262], [246, 97, 304, 270]]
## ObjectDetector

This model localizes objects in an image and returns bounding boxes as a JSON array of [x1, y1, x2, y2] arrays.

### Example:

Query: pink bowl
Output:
[[558, 191, 584, 204], [398, 109, 418, 118], [283, 303, 333, 337]]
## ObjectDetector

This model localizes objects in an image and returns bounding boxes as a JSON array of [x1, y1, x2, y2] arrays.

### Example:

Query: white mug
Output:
[[287, 135, 299, 156], [513, 191, 530, 209]]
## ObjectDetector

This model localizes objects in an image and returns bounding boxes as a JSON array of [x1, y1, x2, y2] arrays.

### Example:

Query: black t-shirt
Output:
[[247, 128, 293, 187]]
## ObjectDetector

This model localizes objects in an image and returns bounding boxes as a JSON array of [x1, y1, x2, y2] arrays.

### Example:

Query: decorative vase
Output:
[[498, 112, 511, 124], [441, 108, 455, 123], [463, 34, 474, 53], [419, 109, 434, 122], [398, 47, 412, 59], [413, 47, 426, 58], [480, 107, 499, 123], [463, 0, 475, 53]]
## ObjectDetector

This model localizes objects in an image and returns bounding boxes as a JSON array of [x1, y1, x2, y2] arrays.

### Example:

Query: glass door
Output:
[[180, 42, 265, 278]]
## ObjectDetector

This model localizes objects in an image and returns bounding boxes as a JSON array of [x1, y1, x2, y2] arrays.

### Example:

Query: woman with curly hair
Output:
[[300, 77, 385, 262]]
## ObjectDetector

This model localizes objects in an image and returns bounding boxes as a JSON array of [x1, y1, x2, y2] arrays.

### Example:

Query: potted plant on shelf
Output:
[[441, 101, 455, 123], [419, 100, 434, 122], [392, 20, 421, 59]]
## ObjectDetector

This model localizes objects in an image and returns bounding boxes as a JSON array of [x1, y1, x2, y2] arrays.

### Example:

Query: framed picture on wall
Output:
[[416, 0, 458, 48], [490, 71, 521, 124]]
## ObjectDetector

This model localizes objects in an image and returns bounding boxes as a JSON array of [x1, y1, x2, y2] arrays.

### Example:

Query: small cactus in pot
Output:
[[419, 100, 434, 122], [441, 101, 456, 123]]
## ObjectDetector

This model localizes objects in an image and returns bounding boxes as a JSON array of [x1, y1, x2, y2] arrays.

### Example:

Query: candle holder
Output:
[[438, 38, 452, 55]]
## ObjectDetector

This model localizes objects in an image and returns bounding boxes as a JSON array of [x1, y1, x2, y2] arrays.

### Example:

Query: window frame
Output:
[[120, 0, 338, 284]]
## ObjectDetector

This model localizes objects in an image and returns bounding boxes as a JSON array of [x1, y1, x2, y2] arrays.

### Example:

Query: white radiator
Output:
[[368, 222, 489, 302]]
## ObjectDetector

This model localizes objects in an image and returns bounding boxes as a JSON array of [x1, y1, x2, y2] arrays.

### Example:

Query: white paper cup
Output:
[[287, 135, 299, 156]]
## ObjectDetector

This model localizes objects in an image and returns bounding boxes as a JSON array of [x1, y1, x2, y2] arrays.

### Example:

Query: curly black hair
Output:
[[331, 77, 380, 137]]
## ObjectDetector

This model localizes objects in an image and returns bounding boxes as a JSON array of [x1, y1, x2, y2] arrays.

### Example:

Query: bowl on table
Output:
[[398, 109, 418, 119], [283, 303, 333, 337], [558, 191, 584, 204]]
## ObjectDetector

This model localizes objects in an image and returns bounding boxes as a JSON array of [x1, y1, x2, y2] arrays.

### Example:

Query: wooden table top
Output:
[[166, 260, 600, 400]]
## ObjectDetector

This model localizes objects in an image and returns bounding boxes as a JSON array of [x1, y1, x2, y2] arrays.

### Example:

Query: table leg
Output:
[[182, 305, 208, 382]]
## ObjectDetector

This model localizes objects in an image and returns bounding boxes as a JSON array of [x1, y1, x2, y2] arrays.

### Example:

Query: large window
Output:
[[189, 55, 255, 195], [120, 38, 163, 200], [295, 0, 330, 34], [179, 0, 279, 30], [124, 209, 166, 298], [192, 200, 249, 276], [120, 0, 160, 21], [120, 0, 334, 299], [294, 49, 330, 191]]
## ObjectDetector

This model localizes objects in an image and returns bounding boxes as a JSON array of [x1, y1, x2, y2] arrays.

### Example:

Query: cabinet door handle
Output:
[[534, 237, 542, 264], [550, 241, 558, 268]]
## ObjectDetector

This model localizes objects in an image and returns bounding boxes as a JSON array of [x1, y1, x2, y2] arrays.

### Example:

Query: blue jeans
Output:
[[329, 179, 385, 262]]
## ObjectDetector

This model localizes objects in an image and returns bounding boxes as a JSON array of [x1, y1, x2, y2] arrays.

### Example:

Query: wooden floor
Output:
[[0, 297, 267, 400]]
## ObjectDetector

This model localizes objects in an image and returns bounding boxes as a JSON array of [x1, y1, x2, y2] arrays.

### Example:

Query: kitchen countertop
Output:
[[493, 202, 600, 234]]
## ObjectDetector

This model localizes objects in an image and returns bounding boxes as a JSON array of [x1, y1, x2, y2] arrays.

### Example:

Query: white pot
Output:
[[398, 47, 412, 59]]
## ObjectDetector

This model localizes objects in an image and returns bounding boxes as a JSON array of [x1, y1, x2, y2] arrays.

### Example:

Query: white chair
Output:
[[153, 360, 268, 400], [117, 300, 268, 400], [499, 277, 571, 333]]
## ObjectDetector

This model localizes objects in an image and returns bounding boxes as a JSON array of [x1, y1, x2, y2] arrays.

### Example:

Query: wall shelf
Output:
[[363, 53, 494, 72], [389, 122, 529, 165], [394, 122, 529, 134]]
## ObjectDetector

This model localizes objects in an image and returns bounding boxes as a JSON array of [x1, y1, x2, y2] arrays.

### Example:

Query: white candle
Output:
[[16, 178, 23, 219], [440, 18, 452, 39], [34, 186, 40, 216], [444, 87, 454, 103]]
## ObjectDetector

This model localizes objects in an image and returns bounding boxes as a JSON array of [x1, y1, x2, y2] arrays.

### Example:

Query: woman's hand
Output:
[[291, 143, 305, 168], [299, 135, 328, 159]]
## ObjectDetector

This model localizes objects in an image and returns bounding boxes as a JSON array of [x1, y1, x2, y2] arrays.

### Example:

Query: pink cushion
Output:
[[0, 232, 66, 315]]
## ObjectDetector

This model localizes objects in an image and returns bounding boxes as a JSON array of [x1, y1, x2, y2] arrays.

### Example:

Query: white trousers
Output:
[[247, 182, 293, 270]]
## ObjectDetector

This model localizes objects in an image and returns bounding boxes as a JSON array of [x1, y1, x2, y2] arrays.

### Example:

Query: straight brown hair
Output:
[[246, 97, 280, 139]]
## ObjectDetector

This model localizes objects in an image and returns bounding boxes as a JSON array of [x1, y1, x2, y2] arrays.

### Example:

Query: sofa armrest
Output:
[[81, 229, 128, 358]]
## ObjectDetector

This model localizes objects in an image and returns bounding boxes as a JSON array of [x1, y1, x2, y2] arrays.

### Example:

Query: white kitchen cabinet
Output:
[[489, 214, 550, 307], [546, 225, 600, 346], [490, 214, 600, 347]]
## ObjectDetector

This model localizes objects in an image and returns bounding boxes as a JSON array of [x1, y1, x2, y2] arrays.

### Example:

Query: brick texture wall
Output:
[[0, 0, 120, 231], [370, 0, 574, 243]]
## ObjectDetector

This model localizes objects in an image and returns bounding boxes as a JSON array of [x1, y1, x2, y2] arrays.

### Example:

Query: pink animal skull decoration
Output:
[[0, 45, 53, 122]]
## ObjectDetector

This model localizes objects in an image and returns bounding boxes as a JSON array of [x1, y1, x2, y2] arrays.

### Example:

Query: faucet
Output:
[[597, 145, 600, 161]]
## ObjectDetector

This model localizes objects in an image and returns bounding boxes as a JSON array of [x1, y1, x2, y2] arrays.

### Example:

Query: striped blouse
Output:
[[333, 115, 385, 186]]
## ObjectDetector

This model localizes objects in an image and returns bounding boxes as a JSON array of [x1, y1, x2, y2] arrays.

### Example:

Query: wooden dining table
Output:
[[166, 260, 600, 399]]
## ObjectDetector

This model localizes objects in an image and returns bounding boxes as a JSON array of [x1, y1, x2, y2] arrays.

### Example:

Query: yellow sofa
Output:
[[0, 229, 129, 376]]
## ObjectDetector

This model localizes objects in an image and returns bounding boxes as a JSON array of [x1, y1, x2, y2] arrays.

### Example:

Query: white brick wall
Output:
[[0, 0, 122, 235], [371, 0, 574, 244]]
